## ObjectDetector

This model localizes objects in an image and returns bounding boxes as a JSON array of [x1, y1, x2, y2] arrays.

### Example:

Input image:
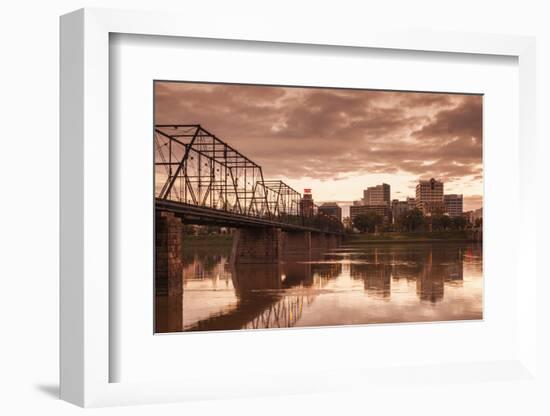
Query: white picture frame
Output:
[[60, 7, 538, 408]]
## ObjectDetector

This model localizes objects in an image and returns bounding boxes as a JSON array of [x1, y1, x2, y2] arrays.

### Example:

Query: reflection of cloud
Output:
[[155, 82, 482, 197]]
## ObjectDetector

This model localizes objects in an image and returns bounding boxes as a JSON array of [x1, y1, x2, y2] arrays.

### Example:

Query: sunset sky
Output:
[[155, 82, 483, 214]]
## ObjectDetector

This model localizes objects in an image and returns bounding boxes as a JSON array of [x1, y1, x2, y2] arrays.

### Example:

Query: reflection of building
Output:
[[416, 269, 445, 303], [300, 189, 314, 217], [318, 202, 342, 222], [444, 194, 463, 217], [312, 262, 343, 280], [416, 178, 444, 215], [350, 204, 391, 223], [447, 261, 464, 281], [350, 262, 391, 299], [415, 246, 465, 303], [364, 183, 391, 206]]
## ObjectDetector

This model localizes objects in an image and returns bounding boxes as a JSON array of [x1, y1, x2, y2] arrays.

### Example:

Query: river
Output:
[[155, 241, 483, 333]]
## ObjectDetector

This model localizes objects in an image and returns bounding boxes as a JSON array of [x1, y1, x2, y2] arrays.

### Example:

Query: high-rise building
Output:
[[300, 189, 314, 217], [363, 183, 391, 206], [416, 178, 444, 215], [318, 202, 342, 222], [444, 194, 463, 217]]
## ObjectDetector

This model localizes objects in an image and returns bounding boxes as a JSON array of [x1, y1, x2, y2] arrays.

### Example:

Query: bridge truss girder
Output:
[[155, 124, 343, 234]]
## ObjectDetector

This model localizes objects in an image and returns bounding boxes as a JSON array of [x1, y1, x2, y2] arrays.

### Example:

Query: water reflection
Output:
[[155, 242, 483, 333]]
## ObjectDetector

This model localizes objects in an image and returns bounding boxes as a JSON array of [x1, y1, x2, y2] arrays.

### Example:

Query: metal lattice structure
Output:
[[155, 124, 343, 234]]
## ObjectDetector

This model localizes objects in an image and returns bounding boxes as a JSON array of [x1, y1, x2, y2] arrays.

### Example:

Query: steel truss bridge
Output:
[[155, 124, 344, 234]]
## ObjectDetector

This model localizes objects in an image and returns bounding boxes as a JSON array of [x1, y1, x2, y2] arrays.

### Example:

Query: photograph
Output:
[[154, 81, 483, 333]]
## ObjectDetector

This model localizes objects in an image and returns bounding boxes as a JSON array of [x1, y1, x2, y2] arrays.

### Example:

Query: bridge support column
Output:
[[283, 230, 311, 254], [311, 232, 328, 250], [155, 211, 184, 297], [231, 227, 283, 264]]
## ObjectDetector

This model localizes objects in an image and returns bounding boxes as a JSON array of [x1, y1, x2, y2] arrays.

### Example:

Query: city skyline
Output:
[[155, 82, 483, 213]]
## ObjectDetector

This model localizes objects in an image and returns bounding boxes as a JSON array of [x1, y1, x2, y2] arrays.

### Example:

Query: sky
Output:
[[155, 82, 483, 214]]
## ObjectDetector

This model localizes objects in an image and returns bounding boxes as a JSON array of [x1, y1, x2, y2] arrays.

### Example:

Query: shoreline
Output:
[[344, 231, 482, 244], [344, 238, 481, 244]]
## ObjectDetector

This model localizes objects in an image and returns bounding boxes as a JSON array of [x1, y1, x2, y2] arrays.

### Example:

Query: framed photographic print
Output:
[[60, 7, 539, 408]]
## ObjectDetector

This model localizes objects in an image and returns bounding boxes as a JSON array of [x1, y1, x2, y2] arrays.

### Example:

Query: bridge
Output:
[[154, 124, 343, 234], [155, 124, 344, 290]]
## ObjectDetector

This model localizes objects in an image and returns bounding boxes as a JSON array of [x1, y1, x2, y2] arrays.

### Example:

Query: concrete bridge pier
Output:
[[230, 227, 284, 264], [155, 211, 184, 297], [283, 230, 311, 254], [310, 232, 342, 251], [231, 228, 331, 263], [311, 232, 328, 250]]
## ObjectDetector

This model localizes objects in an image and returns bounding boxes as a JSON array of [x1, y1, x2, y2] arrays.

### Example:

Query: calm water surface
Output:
[[155, 242, 483, 332]]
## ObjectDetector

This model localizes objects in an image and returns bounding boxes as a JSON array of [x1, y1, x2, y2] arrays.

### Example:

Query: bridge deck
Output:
[[156, 198, 343, 234]]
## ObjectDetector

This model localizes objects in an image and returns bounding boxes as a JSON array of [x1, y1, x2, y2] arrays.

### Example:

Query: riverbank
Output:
[[345, 230, 481, 244], [182, 231, 481, 246]]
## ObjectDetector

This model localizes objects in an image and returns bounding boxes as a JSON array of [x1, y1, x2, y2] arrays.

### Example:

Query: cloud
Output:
[[155, 82, 482, 200], [463, 195, 483, 212]]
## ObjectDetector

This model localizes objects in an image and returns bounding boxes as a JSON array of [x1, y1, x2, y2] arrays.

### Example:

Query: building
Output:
[[363, 183, 391, 206], [350, 204, 391, 223], [473, 207, 482, 222], [391, 199, 410, 223], [318, 202, 342, 222], [467, 207, 483, 225], [444, 194, 463, 217], [391, 197, 417, 223], [416, 178, 444, 215], [300, 189, 314, 217]]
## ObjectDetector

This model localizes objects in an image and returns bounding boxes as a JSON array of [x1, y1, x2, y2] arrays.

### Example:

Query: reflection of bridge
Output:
[[182, 260, 341, 332], [243, 295, 315, 330], [155, 255, 343, 333]]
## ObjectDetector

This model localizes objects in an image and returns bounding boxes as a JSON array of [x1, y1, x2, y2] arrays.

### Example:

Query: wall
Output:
[[0, 1, 548, 415]]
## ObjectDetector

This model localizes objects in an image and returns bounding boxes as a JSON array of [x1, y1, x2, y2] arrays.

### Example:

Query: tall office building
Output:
[[363, 183, 391, 206], [416, 178, 444, 215], [444, 194, 463, 217]]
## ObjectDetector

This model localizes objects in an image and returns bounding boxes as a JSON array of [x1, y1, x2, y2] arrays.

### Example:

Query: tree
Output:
[[474, 217, 483, 228], [342, 216, 354, 234], [353, 211, 383, 233], [431, 214, 451, 231], [398, 208, 425, 231]]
